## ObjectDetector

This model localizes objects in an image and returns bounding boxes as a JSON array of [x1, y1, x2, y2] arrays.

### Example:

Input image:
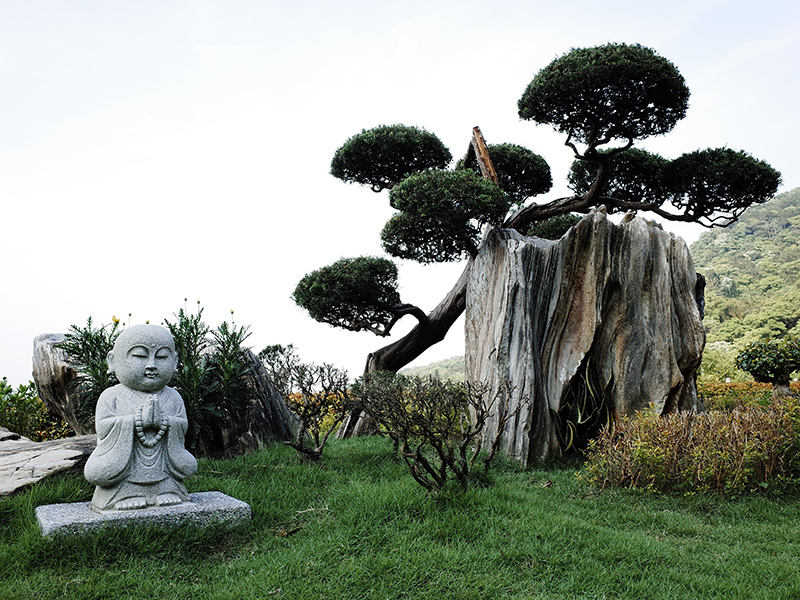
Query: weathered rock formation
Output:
[[466, 210, 706, 465], [32, 334, 84, 434], [0, 427, 96, 495], [232, 348, 298, 450]]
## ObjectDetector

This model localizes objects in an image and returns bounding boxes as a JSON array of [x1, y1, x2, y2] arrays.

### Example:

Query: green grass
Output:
[[2, 437, 800, 599]]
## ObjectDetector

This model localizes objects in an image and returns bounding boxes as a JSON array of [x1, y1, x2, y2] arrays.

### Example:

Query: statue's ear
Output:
[[107, 350, 115, 374]]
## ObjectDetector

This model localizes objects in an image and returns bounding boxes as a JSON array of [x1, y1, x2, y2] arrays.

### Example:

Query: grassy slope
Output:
[[2, 438, 799, 600]]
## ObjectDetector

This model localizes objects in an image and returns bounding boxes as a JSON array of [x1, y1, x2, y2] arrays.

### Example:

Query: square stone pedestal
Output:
[[36, 491, 250, 537]]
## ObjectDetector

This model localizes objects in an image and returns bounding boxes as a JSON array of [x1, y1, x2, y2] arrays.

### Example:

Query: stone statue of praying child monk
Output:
[[84, 324, 197, 511]]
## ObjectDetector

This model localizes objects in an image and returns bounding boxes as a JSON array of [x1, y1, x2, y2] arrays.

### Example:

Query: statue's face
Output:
[[109, 326, 178, 392]]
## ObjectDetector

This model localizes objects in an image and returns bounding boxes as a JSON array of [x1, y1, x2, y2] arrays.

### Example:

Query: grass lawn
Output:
[[1, 436, 799, 600]]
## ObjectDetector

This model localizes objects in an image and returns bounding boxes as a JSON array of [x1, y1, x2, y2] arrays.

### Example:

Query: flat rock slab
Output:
[[0, 428, 96, 495], [36, 491, 251, 537]]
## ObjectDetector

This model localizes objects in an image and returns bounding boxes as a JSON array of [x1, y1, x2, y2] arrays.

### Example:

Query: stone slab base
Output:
[[35, 491, 251, 537]]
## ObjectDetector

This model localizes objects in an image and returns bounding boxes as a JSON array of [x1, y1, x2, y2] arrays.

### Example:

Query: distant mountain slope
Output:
[[691, 187, 800, 346], [400, 356, 465, 382]]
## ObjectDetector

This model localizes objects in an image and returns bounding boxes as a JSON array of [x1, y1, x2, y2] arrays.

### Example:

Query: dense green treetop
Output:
[[568, 146, 781, 226], [736, 335, 800, 390], [292, 257, 414, 336], [518, 43, 689, 146], [384, 169, 512, 262], [330, 124, 452, 192], [568, 147, 667, 205], [460, 143, 553, 204], [660, 148, 782, 227]]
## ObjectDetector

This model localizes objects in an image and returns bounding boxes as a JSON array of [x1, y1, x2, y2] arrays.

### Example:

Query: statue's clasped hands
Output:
[[134, 394, 170, 448]]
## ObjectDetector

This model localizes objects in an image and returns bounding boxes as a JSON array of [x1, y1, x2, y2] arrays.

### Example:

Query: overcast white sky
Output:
[[1, 0, 799, 387]]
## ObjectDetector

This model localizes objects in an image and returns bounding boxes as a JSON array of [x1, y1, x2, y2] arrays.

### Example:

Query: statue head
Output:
[[107, 324, 178, 393]]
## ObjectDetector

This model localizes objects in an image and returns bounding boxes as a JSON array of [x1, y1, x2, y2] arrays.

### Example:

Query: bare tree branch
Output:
[[469, 126, 499, 184]]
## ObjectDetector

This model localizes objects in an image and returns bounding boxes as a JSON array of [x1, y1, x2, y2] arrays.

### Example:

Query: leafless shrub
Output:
[[353, 373, 525, 492], [261, 345, 352, 460]]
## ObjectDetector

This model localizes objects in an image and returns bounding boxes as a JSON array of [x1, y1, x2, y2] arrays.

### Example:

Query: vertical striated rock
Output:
[[466, 210, 705, 465], [32, 334, 84, 435], [236, 348, 298, 449]]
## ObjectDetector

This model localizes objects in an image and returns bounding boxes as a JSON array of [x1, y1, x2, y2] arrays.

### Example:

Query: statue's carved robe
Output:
[[84, 385, 197, 510]]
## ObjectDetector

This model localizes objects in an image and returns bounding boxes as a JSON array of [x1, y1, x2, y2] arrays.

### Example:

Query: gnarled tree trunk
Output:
[[466, 210, 706, 465], [32, 334, 83, 435], [336, 258, 475, 437]]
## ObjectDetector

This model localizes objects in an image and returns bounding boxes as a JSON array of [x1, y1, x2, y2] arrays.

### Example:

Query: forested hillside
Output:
[[691, 187, 800, 345], [689, 187, 800, 382], [400, 356, 465, 382]]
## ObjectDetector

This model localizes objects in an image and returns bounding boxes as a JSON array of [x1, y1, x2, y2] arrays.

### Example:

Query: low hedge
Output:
[[584, 393, 800, 495]]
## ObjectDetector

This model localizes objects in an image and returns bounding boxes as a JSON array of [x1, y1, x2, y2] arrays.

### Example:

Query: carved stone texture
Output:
[[32, 334, 83, 435], [36, 491, 251, 537], [466, 210, 706, 465], [84, 324, 197, 511]]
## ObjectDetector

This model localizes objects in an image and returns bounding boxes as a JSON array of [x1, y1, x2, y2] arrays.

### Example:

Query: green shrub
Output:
[[164, 306, 255, 457], [698, 381, 775, 411], [698, 381, 800, 411], [0, 378, 71, 441], [59, 317, 121, 431], [584, 396, 800, 495], [736, 335, 800, 395], [61, 304, 257, 456]]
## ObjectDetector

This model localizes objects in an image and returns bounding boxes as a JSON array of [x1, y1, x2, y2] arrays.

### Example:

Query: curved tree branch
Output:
[[565, 133, 582, 158], [462, 237, 480, 259], [364, 257, 474, 374], [582, 154, 611, 206], [600, 197, 746, 228], [379, 303, 429, 337], [337, 259, 475, 438], [606, 137, 634, 155], [506, 192, 747, 233], [503, 194, 592, 231]]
